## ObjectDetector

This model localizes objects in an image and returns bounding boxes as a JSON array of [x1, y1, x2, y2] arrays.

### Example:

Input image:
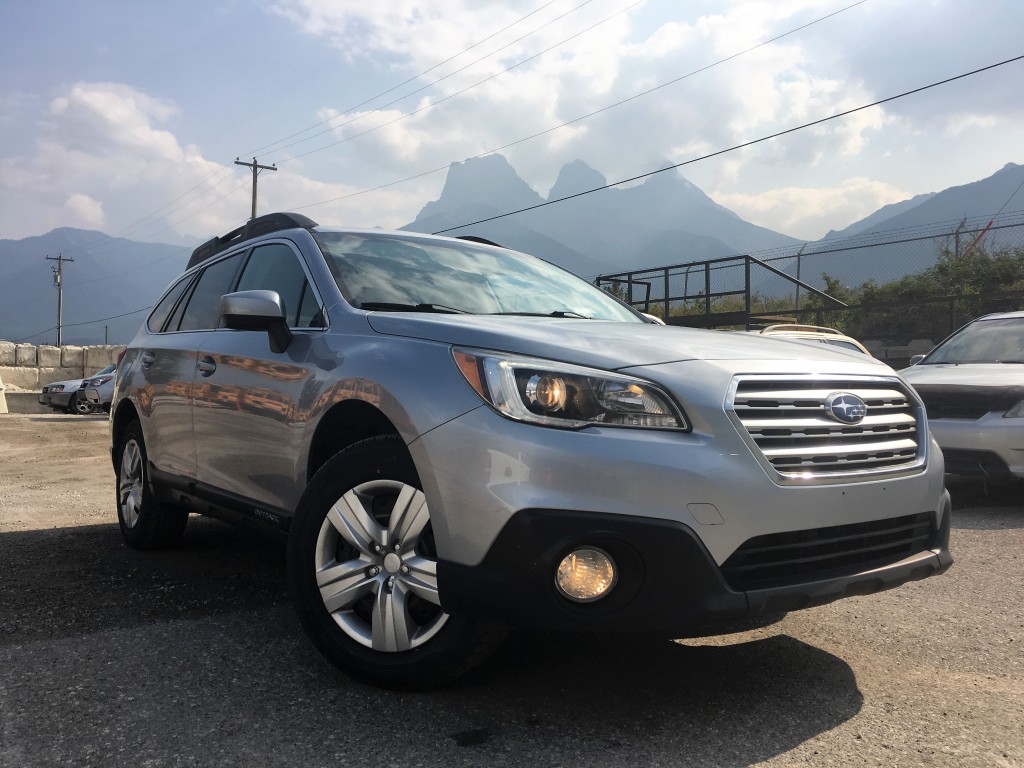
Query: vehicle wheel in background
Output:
[[288, 435, 506, 689], [71, 393, 96, 415], [115, 420, 188, 550]]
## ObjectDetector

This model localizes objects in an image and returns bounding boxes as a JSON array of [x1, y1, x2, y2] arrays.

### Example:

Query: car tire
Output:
[[288, 435, 506, 689], [71, 392, 96, 416], [115, 420, 188, 550]]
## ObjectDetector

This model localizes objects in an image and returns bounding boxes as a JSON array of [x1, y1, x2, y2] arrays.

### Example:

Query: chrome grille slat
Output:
[[761, 438, 919, 458], [742, 413, 917, 429], [729, 375, 926, 482], [734, 387, 908, 403]]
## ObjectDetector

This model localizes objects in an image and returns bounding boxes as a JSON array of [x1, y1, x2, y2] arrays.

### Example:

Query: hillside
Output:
[[0, 229, 188, 345], [404, 155, 801, 277]]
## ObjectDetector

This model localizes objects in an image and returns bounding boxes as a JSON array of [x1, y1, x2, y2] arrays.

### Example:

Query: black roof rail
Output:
[[187, 212, 319, 269], [456, 235, 502, 247]]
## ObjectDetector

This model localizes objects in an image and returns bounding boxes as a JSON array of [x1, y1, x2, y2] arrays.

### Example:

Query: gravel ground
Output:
[[0, 414, 1021, 768]]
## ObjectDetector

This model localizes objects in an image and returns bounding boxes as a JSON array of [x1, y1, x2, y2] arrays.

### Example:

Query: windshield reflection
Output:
[[314, 232, 641, 322]]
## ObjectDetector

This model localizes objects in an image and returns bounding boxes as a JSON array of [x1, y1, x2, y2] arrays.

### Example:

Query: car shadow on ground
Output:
[[0, 516, 289, 645], [1, 516, 863, 767]]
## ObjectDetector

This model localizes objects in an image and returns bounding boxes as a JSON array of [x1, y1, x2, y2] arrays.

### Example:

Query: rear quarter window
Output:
[[147, 274, 195, 333]]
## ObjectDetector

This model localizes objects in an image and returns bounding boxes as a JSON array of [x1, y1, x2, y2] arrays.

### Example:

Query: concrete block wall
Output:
[[0, 340, 125, 391]]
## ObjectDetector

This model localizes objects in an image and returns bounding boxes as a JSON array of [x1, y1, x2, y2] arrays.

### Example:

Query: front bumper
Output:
[[38, 391, 73, 408], [436, 493, 952, 634], [928, 415, 1024, 478]]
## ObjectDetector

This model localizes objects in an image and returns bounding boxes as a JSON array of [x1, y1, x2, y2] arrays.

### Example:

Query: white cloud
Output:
[[1, 83, 225, 238], [715, 177, 911, 240], [63, 193, 105, 228]]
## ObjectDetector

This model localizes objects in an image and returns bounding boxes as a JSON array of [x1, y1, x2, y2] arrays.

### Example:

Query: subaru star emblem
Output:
[[825, 392, 868, 424]]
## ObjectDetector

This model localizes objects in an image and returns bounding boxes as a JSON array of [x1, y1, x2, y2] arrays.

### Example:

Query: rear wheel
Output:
[[288, 435, 505, 689], [115, 420, 188, 549]]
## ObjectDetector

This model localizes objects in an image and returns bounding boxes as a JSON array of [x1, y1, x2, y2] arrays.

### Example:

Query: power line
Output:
[[431, 54, 1024, 235], [241, 0, 568, 157], [15, 306, 152, 343], [288, 0, 868, 212], [282, 0, 643, 164], [7, 3, 579, 280]]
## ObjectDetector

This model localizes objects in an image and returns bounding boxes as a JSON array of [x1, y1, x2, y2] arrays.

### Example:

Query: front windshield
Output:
[[314, 232, 642, 322], [924, 317, 1024, 364]]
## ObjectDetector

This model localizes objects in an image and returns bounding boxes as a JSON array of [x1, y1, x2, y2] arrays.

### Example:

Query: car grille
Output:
[[911, 384, 1024, 421], [721, 512, 935, 591], [729, 375, 925, 481]]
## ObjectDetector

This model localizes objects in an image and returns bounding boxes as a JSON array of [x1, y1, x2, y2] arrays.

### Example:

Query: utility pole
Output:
[[235, 157, 277, 220], [46, 253, 74, 346]]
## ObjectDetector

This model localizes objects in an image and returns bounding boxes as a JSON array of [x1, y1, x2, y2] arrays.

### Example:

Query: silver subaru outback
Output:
[[108, 212, 952, 688]]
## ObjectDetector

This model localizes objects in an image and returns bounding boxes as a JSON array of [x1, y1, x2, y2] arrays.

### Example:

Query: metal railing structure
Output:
[[595, 214, 1024, 367]]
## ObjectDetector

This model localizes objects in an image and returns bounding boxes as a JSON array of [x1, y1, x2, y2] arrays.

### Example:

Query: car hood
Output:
[[900, 363, 1024, 387], [365, 313, 890, 371]]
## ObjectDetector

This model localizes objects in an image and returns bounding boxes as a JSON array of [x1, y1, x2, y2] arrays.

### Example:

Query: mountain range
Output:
[[1, 157, 1021, 345]]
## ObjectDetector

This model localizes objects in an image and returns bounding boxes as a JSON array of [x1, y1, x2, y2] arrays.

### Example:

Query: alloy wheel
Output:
[[314, 479, 448, 652], [118, 438, 145, 528]]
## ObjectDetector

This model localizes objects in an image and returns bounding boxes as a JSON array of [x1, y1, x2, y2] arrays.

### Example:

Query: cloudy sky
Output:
[[2, 0, 1022, 244]]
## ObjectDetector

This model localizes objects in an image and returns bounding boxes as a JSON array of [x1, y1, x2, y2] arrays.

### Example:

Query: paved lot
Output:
[[0, 414, 1021, 767]]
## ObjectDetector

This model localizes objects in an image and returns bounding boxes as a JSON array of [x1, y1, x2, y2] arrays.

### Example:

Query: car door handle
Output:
[[197, 357, 217, 376], [141, 352, 156, 367]]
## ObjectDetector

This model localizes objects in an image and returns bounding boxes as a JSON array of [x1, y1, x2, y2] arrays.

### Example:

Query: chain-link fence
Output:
[[596, 214, 1024, 368]]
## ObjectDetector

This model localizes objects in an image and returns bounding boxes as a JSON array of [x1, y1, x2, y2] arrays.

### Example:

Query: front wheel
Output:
[[71, 392, 96, 415], [115, 420, 188, 549], [288, 435, 505, 689]]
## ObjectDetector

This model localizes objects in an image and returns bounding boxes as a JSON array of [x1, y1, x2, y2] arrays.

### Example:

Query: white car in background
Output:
[[751, 324, 872, 356], [82, 368, 117, 413], [901, 310, 1024, 480]]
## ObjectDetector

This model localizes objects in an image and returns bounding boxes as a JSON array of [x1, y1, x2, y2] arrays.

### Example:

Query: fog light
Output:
[[555, 548, 616, 602]]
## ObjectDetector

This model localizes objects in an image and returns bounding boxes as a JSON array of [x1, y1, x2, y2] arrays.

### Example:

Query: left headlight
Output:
[[453, 348, 688, 430]]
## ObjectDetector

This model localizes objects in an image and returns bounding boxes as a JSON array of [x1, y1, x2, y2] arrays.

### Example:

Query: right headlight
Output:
[[453, 348, 689, 430]]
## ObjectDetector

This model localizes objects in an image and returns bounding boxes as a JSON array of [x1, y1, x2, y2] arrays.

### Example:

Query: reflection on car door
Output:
[[136, 250, 246, 481], [191, 242, 325, 514]]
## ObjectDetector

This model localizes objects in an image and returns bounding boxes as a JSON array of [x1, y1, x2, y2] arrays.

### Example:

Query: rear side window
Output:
[[147, 274, 194, 333], [177, 252, 245, 332], [236, 243, 322, 328]]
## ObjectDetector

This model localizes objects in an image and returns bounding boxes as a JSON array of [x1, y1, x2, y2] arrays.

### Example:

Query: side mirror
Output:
[[221, 290, 293, 353], [908, 354, 925, 366]]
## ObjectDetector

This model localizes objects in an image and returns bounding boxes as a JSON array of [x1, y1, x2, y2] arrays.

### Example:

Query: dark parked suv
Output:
[[108, 212, 952, 687]]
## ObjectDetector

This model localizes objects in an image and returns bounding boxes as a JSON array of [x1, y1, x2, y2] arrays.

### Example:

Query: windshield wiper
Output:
[[491, 310, 591, 319], [998, 359, 1024, 364], [360, 302, 472, 314]]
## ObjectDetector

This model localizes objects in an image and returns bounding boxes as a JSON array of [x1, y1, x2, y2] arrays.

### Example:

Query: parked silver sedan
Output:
[[902, 310, 1024, 479]]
